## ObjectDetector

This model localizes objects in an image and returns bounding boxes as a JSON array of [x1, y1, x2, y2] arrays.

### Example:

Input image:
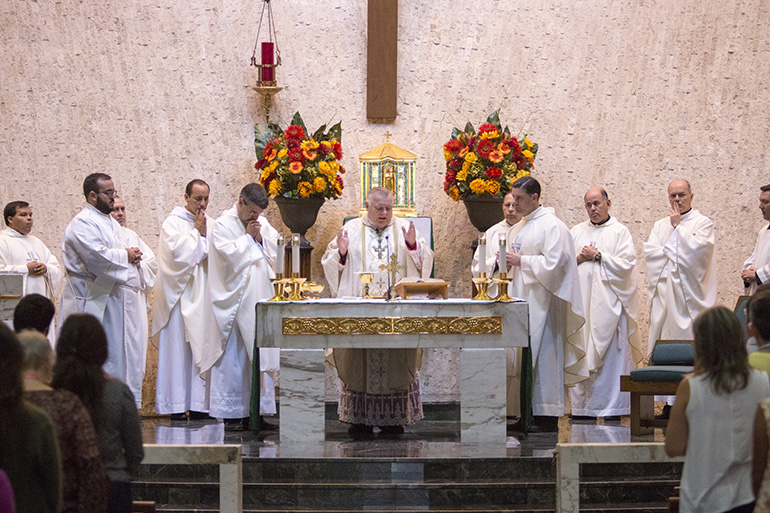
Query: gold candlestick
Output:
[[288, 273, 307, 301], [472, 272, 493, 300], [493, 272, 514, 301], [268, 273, 286, 302]]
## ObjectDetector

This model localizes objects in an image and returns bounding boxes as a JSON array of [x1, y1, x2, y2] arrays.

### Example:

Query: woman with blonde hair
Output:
[[666, 306, 770, 513]]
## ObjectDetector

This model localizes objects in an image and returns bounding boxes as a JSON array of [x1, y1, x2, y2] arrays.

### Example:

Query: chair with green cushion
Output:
[[620, 340, 694, 436]]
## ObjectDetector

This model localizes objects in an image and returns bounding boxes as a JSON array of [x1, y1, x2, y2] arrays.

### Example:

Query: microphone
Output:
[[385, 235, 392, 300]]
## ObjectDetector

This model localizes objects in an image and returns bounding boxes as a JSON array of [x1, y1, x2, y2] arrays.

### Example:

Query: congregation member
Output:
[[0, 323, 61, 513], [201, 183, 279, 431], [504, 176, 587, 432], [742, 184, 770, 294], [643, 179, 717, 417], [322, 187, 434, 435], [152, 179, 211, 420], [13, 293, 55, 335], [666, 306, 769, 513], [570, 187, 642, 421], [0, 200, 62, 344], [471, 190, 522, 415], [59, 173, 146, 405], [110, 195, 158, 407], [52, 314, 144, 513], [19, 329, 109, 513], [748, 290, 770, 376]]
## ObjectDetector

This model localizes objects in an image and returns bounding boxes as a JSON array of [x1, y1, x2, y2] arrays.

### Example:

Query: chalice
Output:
[[359, 272, 374, 299]]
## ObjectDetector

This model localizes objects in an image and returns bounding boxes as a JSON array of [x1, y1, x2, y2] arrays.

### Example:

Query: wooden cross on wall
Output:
[[367, 0, 397, 123]]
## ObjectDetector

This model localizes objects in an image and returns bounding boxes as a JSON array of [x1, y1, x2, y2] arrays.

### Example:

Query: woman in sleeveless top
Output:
[[666, 306, 770, 513]]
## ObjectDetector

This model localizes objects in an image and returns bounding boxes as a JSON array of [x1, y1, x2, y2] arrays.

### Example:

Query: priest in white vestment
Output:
[[644, 180, 717, 352], [0, 201, 62, 344], [151, 180, 211, 418], [505, 177, 588, 431], [741, 185, 770, 295], [201, 183, 279, 429], [471, 191, 522, 415], [569, 187, 643, 419], [59, 173, 146, 405], [110, 196, 158, 407], [321, 187, 434, 435]]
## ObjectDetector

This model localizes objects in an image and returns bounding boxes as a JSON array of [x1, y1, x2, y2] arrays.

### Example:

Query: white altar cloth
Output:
[[255, 298, 529, 450]]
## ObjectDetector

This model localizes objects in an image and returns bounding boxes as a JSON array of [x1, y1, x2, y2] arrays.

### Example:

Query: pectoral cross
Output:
[[379, 252, 404, 300]]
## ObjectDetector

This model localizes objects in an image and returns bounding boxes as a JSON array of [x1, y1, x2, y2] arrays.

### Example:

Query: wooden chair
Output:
[[620, 340, 694, 436]]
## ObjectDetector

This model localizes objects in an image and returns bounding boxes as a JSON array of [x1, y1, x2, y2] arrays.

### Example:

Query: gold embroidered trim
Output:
[[282, 316, 502, 335]]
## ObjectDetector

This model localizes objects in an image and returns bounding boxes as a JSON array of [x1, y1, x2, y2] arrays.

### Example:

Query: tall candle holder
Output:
[[287, 272, 307, 301], [472, 272, 493, 300], [268, 273, 287, 302], [493, 272, 514, 302]]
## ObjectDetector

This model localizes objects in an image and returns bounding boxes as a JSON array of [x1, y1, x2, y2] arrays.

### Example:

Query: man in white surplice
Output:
[[151, 180, 211, 419], [321, 187, 434, 434], [201, 183, 279, 429], [471, 190, 522, 415], [569, 187, 643, 420], [110, 195, 158, 407], [741, 184, 770, 295], [644, 179, 717, 414], [0, 201, 63, 344], [505, 176, 587, 432], [59, 173, 146, 405]]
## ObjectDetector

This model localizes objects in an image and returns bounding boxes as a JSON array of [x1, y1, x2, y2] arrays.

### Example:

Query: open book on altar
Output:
[[394, 277, 450, 300]]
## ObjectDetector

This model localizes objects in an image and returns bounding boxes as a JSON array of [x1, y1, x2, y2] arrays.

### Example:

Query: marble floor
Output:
[[140, 414, 667, 460]]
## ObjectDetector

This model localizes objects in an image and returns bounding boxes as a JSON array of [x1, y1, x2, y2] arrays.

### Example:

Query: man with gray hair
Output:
[[201, 183, 280, 430]]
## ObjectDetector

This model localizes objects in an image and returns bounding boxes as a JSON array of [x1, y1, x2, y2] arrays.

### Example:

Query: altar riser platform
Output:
[[133, 459, 682, 512]]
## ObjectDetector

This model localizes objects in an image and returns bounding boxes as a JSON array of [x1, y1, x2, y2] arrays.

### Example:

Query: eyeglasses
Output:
[[99, 189, 118, 198]]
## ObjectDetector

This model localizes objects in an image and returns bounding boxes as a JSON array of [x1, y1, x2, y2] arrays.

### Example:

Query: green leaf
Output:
[[290, 112, 307, 134], [312, 124, 327, 142], [327, 121, 342, 143], [254, 124, 274, 158], [267, 122, 283, 139], [451, 127, 462, 140], [486, 110, 501, 127], [464, 122, 475, 134], [503, 125, 510, 138]]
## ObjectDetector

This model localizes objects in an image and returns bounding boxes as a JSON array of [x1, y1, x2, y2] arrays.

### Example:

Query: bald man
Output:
[[643, 180, 717, 415]]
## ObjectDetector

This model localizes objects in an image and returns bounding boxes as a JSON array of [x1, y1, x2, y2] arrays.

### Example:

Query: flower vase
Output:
[[273, 196, 325, 246], [462, 194, 504, 233]]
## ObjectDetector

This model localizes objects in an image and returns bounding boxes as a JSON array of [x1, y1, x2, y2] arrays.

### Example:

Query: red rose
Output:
[[476, 140, 495, 158], [285, 125, 305, 139], [486, 167, 502, 179]]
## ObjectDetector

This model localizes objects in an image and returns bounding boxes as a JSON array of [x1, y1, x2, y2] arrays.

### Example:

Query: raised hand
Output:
[[402, 221, 417, 248], [337, 228, 349, 256]]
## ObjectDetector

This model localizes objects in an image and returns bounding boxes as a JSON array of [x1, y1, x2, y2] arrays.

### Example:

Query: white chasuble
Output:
[[743, 224, 770, 295], [0, 228, 63, 343], [508, 206, 588, 417], [644, 209, 717, 355], [321, 216, 434, 394], [60, 204, 140, 401], [203, 205, 278, 418], [569, 217, 642, 416], [152, 207, 210, 414]]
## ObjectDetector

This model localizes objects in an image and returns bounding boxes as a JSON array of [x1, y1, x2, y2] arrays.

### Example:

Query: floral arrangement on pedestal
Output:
[[254, 112, 345, 199], [442, 111, 538, 201]]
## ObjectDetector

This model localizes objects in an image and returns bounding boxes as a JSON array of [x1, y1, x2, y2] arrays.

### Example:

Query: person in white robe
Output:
[[321, 187, 434, 434], [505, 177, 588, 431], [569, 187, 643, 419], [741, 184, 770, 295], [0, 201, 63, 344], [200, 183, 279, 429], [471, 191, 522, 415], [644, 179, 717, 414], [59, 173, 145, 406], [110, 196, 158, 407], [151, 180, 211, 418], [644, 180, 717, 350]]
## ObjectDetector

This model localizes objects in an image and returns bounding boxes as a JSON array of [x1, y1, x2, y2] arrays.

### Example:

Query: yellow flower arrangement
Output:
[[254, 112, 345, 199]]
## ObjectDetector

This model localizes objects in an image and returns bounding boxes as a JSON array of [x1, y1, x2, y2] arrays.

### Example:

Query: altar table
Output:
[[254, 298, 529, 445]]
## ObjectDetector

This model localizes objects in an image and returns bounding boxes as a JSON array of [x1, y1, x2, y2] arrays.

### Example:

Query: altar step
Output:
[[133, 457, 681, 512]]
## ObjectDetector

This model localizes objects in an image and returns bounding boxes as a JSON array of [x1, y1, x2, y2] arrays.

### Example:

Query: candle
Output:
[[498, 233, 507, 274], [261, 42, 274, 82], [291, 233, 300, 275], [276, 235, 284, 275], [478, 233, 486, 275]]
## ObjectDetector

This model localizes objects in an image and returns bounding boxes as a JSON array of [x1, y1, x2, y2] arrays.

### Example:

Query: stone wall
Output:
[[2, 0, 769, 409]]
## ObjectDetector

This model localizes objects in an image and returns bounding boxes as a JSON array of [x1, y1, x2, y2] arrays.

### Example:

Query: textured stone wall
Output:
[[2, 0, 769, 409]]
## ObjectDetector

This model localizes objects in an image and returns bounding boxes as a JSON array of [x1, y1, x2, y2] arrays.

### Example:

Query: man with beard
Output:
[[60, 173, 145, 405]]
